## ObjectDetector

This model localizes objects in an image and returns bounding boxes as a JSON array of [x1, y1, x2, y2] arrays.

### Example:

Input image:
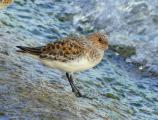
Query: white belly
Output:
[[41, 57, 102, 72]]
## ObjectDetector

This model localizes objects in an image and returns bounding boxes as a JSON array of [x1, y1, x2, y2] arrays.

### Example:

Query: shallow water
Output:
[[0, 0, 158, 120]]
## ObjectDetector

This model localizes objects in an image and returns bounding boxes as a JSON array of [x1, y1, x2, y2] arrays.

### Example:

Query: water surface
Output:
[[0, 0, 158, 120]]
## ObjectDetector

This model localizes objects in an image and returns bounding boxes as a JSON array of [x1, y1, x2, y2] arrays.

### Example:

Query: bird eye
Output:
[[98, 38, 102, 42]]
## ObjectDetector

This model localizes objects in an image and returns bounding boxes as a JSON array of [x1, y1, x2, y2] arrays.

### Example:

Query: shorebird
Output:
[[0, 0, 13, 9], [16, 32, 108, 97]]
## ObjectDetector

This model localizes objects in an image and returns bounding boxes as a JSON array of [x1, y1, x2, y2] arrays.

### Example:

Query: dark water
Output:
[[0, 0, 158, 120]]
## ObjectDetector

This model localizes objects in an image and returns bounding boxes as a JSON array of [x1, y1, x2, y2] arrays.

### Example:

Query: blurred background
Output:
[[0, 0, 158, 120]]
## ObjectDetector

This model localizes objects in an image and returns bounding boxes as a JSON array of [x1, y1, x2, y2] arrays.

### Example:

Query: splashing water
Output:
[[0, 0, 158, 119], [71, 0, 158, 74]]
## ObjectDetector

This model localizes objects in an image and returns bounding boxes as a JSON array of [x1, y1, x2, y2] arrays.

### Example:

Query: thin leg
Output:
[[66, 73, 76, 92], [69, 74, 82, 96], [66, 73, 82, 97]]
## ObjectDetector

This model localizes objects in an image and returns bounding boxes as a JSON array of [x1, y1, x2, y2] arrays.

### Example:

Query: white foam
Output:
[[72, 0, 158, 73]]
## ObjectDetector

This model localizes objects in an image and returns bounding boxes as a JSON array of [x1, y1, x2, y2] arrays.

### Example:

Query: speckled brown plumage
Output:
[[17, 32, 109, 97], [17, 32, 108, 71], [40, 36, 86, 62]]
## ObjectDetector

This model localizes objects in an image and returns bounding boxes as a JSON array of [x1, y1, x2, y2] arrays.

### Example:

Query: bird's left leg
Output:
[[66, 72, 82, 97], [66, 72, 76, 92]]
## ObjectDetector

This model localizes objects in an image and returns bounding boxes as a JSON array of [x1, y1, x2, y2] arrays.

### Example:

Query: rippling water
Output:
[[1, 0, 158, 73], [0, 0, 158, 119]]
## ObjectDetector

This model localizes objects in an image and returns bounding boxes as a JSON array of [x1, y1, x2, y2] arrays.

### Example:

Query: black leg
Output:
[[69, 74, 82, 97], [66, 73, 75, 92], [66, 73, 82, 97]]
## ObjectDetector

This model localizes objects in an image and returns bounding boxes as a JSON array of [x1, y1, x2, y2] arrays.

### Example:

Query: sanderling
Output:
[[17, 32, 108, 97]]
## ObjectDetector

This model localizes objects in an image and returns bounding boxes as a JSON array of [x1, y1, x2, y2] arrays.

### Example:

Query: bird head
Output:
[[87, 32, 109, 50]]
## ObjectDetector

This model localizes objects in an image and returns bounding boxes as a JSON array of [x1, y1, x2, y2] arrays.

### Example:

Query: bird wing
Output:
[[16, 46, 44, 55], [40, 38, 86, 62]]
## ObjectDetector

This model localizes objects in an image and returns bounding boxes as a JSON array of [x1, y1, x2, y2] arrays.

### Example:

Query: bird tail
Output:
[[16, 46, 43, 55]]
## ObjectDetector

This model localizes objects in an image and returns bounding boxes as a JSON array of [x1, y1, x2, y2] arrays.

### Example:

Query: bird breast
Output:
[[41, 54, 103, 73]]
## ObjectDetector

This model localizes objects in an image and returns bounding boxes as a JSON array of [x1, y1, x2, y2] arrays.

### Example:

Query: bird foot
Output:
[[74, 91, 93, 99]]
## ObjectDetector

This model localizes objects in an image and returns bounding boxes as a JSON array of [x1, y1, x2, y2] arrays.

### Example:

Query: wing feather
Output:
[[40, 38, 85, 62]]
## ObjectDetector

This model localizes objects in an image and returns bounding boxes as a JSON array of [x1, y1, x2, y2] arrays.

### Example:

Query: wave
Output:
[[72, 0, 158, 74]]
